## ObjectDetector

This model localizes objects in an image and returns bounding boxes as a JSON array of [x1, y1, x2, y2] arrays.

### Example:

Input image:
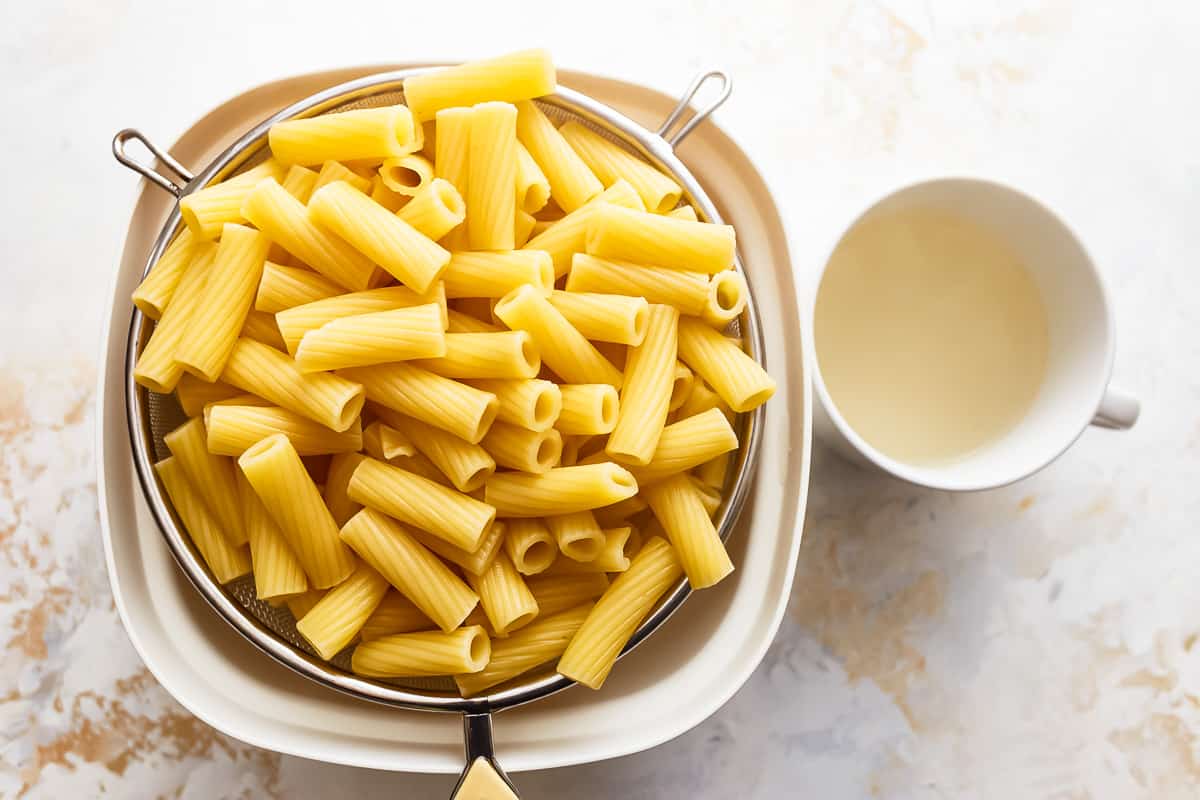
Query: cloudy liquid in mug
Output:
[[815, 206, 1049, 465]]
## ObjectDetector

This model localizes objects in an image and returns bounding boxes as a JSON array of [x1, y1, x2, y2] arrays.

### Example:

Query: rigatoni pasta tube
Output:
[[666, 205, 698, 221], [312, 160, 372, 194], [338, 508, 478, 632], [133, 242, 216, 393], [592, 493, 647, 528], [295, 304, 447, 372], [558, 120, 682, 214], [395, 178, 465, 241], [237, 471, 307, 600], [523, 180, 643, 277], [669, 362, 695, 413], [691, 476, 723, 517], [238, 434, 356, 588], [280, 164, 319, 203], [467, 551, 539, 636], [369, 174, 407, 212], [527, 572, 609, 617], [411, 519, 505, 578], [255, 262, 342, 313], [593, 526, 638, 573], [643, 475, 733, 589], [566, 253, 708, 315], [132, 228, 195, 320], [514, 210, 537, 248], [514, 100, 601, 213], [494, 285, 622, 387], [154, 457, 250, 584], [377, 409, 496, 493], [206, 405, 363, 456], [481, 422, 562, 473], [179, 166, 281, 239], [241, 178, 375, 291], [308, 181, 449, 293], [677, 317, 776, 412], [440, 251, 553, 299], [628, 407, 739, 484], [341, 362, 497, 444], [433, 107, 472, 251], [674, 378, 732, 422], [239, 309, 287, 351], [606, 304, 679, 464], [556, 384, 618, 435], [455, 603, 591, 696], [702, 270, 748, 327], [362, 420, 413, 462], [545, 291, 649, 346], [485, 463, 638, 518], [546, 510, 605, 562], [221, 338, 365, 432], [695, 450, 732, 490], [347, 457, 495, 552], [380, 154, 433, 195], [296, 562, 390, 660], [324, 452, 365, 527], [403, 49, 556, 122], [557, 536, 683, 689], [276, 284, 447, 355], [285, 589, 326, 620], [360, 591, 434, 641], [467, 379, 561, 432], [504, 518, 557, 575], [413, 331, 539, 380], [174, 374, 238, 417], [352, 626, 491, 678], [268, 105, 419, 164], [163, 418, 247, 546], [586, 203, 736, 274], [515, 141, 551, 213], [467, 102, 519, 251]]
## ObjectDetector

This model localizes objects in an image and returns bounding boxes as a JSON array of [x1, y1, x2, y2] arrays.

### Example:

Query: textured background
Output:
[[2, 0, 1198, 797]]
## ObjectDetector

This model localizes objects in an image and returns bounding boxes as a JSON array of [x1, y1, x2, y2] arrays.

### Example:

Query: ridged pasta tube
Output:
[[565, 253, 708, 315], [403, 49, 556, 121], [481, 422, 562, 473], [627, 407, 739, 485], [360, 591, 435, 641], [133, 242, 217, 393], [485, 463, 638, 518], [154, 457, 250, 584], [132, 228, 194, 320], [555, 384, 618, 435], [268, 105, 419, 164], [503, 518, 557, 575], [702, 270, 749, 328], [294, 304, 447, 372], [526, 572, 609, 617], [179, 160, 286, 239], [433, 107, 472, 251], [585, 203, 736, 274], [312, 160, 372, 194], [494, 285, 622, 387], [558, 121, 682, 214], [236, 471, 307, 600], [163, 417, 247, 546], [410, 519, 506, 578], [255, 262, 342, 313], [545, 291, 649, 346], [466, 379, 561, 432], [514, 100, 601, 213], [352, 626, 491, 677], [276, 284, 447, 355], [643, 474, 733, 589], [323, 452, 365, 527], [455, 603, 591, 696], [606, 304, 679, 464], [375, 408, 496, 493], [396, 177, 465, 241], [380, 153, 434, 195], [467, 551, 539, 636], [677, 317, 776, 413], [340, 362, 497, 444], [523, 180, 643, 277], [467, 102, 519, 251], [296, 562, 390, 659], [546, 510, 605, 562], [515, 141, 551, 213], [440, 251, 553, 299], [205, 404, 363, 456]]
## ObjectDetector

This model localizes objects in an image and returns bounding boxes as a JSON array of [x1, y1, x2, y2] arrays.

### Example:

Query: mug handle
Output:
[[1092, 385, 1140, 430]]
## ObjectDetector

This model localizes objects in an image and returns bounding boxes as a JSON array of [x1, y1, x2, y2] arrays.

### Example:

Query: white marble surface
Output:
[[3, 0, 1199, 797]]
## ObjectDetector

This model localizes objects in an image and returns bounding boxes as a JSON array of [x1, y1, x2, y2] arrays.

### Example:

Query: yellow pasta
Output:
[[592, 494, 647, 528], [466, 378, 561, 432], [178, 161, 285, 240], [690, 475, 723, 517], [388, 452, 454, 486], [527, 572, 609, 617], [485, 463, 637, 518], [312, 160, 372, 194], [339, 508, 478, 632], [133, 242, 217, 393], [254, 262, 342, 314], [593, 525, 638, 572], [308, 181, 449, 293], [702, 270, 749, 327], [481, 422, 562, 473], [453, 297, 499, 327], [433, 107, 472, 251], [557, 536, 682, 689], [238, 434, 356, 588], [285, 589, 326, 620], [163, 417, 247, 546], [546, 510, 605, 562], [375, 409, 496, 493], [413, 331, 538, 380], [380, 153, 434, 195], [280, 164, 320, 203], [643, 475, 732, 589], [132, 228, 195, 320], [516, 141, 551, 213], [674, 378, 733, 423], [361, 420, 413, 462], [352, 626, 491, 677], [544, 291, 649, 346], [522, 180, 644, 277], [206, 404, 363, 456], [565, 253, 708, 315], [403, 49, 556, 122], [221, 338, 365, 432], [503, 518, 557, 575], [556, 384, 619, 435], [241, 178, 376, 291], [558, 434, 589, 466], [239, 309, 287, 351], [296, 562, 390, 660], [174, 374, 238, 417], [514, 210, 537, 247], [276, 284, 446, 355], [668, 362, 695, 413], [268, 105, 419, 164], [467, 551, 539, 636], [586, 203, 736, 274], [360, 591, 434, 641], [323, 452, 366, 527], [341, 362, 497, 444], [347, 457, 495, 551], [295, 304, 447, 373], [467, 101, 519, 251], [677, 317, 776, 412], [558, 120, 682, 214], [411, 519, 505, 578], [154, 457, 250, 584], [395, 177, 465, 241], [369, 174, 408, 212], [514, 100, 601, 213], [447, 309, 501, 333], [606, 305, 679, 464], [493, 285, 622, 387], [627, 407, 739, 484], [666, 205, 698, 221], [455, 603, 592, 696], [695, 450, 733, 490], [440, 251, 553, 299], [237, 471, 307, 600]]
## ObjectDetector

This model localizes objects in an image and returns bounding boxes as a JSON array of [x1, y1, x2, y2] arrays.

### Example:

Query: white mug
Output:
[[803, 177, 1140, 491]]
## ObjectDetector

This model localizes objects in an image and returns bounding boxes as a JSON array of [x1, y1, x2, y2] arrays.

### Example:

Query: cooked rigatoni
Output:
[[566, 253, 708, 315], [164, 418, 247, 546], [467, 552, 539, 635], [467, 379, 561, 432], [339, 508, 478, 632], [674, 378, 733, 422], [285, 589, 326, 620], [238, 434, 356, 588], [341, 362, 497, 444], [643, 474, 732, 589], [691, 476, 723, 517], [413, 331, 538, 379], [544, 291, 649, 347], [395, 177, 465, 241], [376, 410, 496, 493], [482, 421, 562, 473], [557, 536, 682, 689], [352, 626, 490, 677], [695, 451, 733, 490], [132, 228, 195, 319], [592, 526, 638, 573], [467, 101, 519, 251], [411, 520, 505, 578], [268, 105, 419, 164], [312, 160, 372, 194], [668, 362, 695, 413], [241, 178, 376, 291], [447, 310, 501, 333], [155, 457, 250, 584], [556, 384, 619, 435], [546, 510, 605, 562], [485, 463, 638, 518], [504, 518, 557, 575], [455, 603, 591, 696], [280, 164, 320, 203], [255, 262, 342, 313], [494, 285, 622, 386], [134, 242, 217, 393], [403, 49, 556, 122], [627, 407, 739, 484], [702, 270, 749, 327], [276, 284, 447, 355], [677, 317, 776, 412], [178, 161, 285, 240], [323, 452, 365, 527], [347, 457, 495, 552], [514, 100, 601, 213], [362, 420, 414, 462], [515, 141, 551, 214], [440, 251, 554, 299], [221, 338, 365, 432], [295, 304, 447, 372], [666, 205, 698, 221], [527, 572, 609, 617], [592, 493, 647, 528], [558, 121, 681, 214], [295, 562, 389, 660], [606, 305, 679, 464], [237, 471, 308, 600], [239, 309, 287, 351], [380, 153, 434, 196], [206, 404, 363, 456], [308, 181, 449, 293], [522, 180, 643, 277], [360, 591, 434, 641], [586, 203, 736, 274], [514, 210, 537, 247], [369, 174, 407, 212], [175, 374, 238, 417], [433, 107, 472, 251]]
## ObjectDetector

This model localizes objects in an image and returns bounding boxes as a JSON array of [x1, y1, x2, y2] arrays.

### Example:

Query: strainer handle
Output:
[[656, 70, 732, 148], [450, 713, 520, 799], [112, 129, 194, 197]]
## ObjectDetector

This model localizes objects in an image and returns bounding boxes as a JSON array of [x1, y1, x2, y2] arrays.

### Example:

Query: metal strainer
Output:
[[113, 66, 764, 798]]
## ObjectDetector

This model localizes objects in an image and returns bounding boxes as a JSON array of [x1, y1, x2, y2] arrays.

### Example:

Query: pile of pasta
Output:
[[131, 49, 775, 695]]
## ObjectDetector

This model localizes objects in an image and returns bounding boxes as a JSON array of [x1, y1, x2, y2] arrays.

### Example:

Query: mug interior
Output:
[[813, 178, 1115, 490]]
